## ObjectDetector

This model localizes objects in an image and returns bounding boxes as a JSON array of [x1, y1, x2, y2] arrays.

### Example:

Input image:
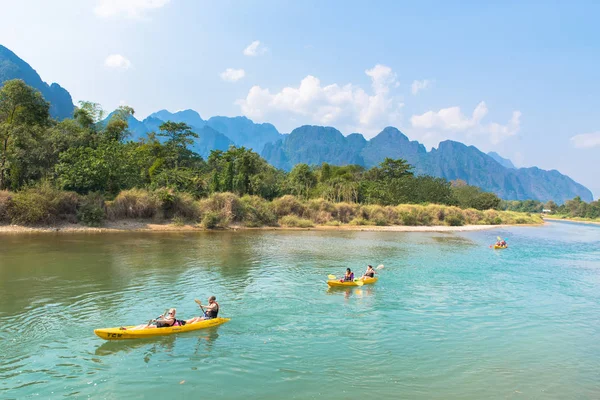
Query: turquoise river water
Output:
[[1, 221, 599, 399]]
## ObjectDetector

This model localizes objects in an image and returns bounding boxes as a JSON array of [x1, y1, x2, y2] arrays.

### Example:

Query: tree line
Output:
[[2, 79, 507, 211]]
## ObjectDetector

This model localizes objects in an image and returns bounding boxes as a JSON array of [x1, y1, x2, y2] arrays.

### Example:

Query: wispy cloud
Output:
[[220, 68, 246, 82], [411, 79, 432, 95], [235, 64, 403, 136], [243, 40, 268, 56], [94, 0, 170, 19], [570, 132, 600, 149], [104, 54, 132, 69], [411, 102, 521, 145]]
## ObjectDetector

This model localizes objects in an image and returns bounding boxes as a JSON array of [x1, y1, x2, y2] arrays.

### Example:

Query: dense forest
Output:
[[0, 79, 591, 227]]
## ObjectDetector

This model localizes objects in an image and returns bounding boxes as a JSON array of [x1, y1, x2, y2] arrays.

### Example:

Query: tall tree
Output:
[[157, 121, 199, 169], [0, 79, 50, 189]]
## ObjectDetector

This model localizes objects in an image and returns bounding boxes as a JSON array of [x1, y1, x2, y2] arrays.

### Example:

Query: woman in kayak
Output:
[[186, 296, 219, 324], [339, 268, 354, 283], [125, 308, 184, 330], [361, 265, 376, 280]]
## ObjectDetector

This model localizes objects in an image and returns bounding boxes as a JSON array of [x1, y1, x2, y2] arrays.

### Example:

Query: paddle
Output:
[[327, 274, 337, 280], [194, 299, 207, 317], [376, 264, 384, 270]]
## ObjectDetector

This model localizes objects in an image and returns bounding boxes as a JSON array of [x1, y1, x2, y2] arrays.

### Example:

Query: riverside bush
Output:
[[201, 211, 222, 229], [272, 195, 306, 217], [8, 183, 79, 225], [106, 189, 160, 220], [77, 193, 105, 226], [240, 195, 277, 227], [199, 192, 244, 224], [279, 215, 314, 228]]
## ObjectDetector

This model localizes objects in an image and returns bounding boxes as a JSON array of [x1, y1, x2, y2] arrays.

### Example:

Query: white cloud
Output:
[[243, 40, 268, 56], [94, 0, 170, 19], [220, 68, 246, 82], [104, 54, 132, 69], [411, 79, 432, 95], [570, 132, 600, 149], [235, 64, 403, 136], [410, 102, 521, 145]]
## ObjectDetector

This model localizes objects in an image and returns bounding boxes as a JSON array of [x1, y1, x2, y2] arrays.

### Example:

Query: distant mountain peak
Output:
[[0, 44, 74, 119], [487, 151, 516, 169]]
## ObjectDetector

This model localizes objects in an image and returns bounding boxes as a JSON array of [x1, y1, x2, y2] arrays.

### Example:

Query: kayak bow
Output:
[[94, 317, 230, 340]]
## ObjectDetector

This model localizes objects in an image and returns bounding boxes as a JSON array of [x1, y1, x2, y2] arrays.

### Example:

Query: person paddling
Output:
[[361, 265, 376, 280], [340, 268, 354, 283], [186, 296, 219, 324]]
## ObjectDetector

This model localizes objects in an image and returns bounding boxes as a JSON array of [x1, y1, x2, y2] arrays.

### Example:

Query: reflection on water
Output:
[[1, 224, 600, 399]]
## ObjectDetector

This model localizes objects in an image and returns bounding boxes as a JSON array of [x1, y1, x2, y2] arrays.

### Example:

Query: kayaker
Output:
[[340, 268, 354, 283], [186, 296, 219, 324], [361, 265, 376, 280], [125, 308, 179, 330]]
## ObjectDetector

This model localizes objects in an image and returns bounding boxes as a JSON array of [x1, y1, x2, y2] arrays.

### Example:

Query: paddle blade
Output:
[[497, 236, 502, 241], [194, 299, 202, 305], [376, 264, 384, 269], [355, 280, 364, 286], [328, 274, 336, 280]]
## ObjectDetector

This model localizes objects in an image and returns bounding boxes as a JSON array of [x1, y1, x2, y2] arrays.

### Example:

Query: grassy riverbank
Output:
[[0, 187, 543, 232]]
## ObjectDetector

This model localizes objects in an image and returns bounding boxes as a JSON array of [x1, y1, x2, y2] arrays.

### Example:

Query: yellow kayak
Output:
[[494, 245, 508, 249], [94, 317, 230, 340], [327, 277, 378, 287]]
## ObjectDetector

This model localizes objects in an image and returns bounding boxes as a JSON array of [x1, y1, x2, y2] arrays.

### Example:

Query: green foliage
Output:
[[279, 215, 314, 228], [106, 189, 161, 220], [451, 183, 501, 210], [8, 182, 78, 225], [240, 195, 277, 227], [77, 193, 105, 226], [201, 211, 222, 229]]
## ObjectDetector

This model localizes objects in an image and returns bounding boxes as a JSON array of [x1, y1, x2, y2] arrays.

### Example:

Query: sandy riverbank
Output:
[[0, 220, 542, 234]]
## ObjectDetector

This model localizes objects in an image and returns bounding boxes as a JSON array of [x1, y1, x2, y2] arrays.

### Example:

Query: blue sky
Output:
[[2, 0, 599, 198]]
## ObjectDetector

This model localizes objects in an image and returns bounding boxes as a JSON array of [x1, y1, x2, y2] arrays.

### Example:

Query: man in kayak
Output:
[[360, 265, 376, 280], [186, 296, 219, 324], [339, 268, 354, 283], [125, 308, 183, 330]]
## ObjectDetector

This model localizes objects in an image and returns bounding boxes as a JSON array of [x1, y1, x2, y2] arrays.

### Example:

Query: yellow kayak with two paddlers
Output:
[[327, 277, 378, 287], [94, 317, 230, 340]]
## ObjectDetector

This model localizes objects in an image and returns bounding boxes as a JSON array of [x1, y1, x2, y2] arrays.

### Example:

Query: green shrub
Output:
[[445, 215, 465, 226], [325, 220, 341, 226], [77, 193, 105, 227], [198, 192, 244, 224], [279, 215, 314, 228], [333, 202, 357, 223], [272, 195, 306, 217], [515, 217, 528, 224], [349, 217, 370, 226], [240, 195, 277, 227], [201, 211, 222, 229], [399, 211, 418, 226], [106, 189, 160, 220], [8, 183, 79, 225]]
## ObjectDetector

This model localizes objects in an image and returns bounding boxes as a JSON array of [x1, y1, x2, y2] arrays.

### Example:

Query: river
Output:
[[1, 221, 599, 399]]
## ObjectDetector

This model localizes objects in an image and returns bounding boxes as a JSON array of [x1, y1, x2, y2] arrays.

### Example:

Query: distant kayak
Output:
[[494, 245, 508, 249], [94, 317, 230, 340], [327, 277, 378, 287]]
